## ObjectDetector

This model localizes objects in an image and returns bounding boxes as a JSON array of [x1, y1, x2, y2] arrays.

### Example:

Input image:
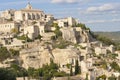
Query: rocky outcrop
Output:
[[61, 27, 93, 44], [20, 46, 51, 69], [52, 48, 80, 66], [19, 44, 81, 70]]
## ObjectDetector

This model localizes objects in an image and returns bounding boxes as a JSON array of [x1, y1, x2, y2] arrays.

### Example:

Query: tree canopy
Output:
[[0, 68, 16, 80], [0, 47, 10, 61]]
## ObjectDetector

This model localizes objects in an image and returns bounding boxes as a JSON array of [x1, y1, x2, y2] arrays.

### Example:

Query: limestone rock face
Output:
[[20, 46, 51, 69], [52, 48, 80, 67], [61, 27, 93, 44]]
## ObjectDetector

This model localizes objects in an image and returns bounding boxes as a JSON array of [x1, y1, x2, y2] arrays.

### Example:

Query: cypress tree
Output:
[[70, 64, 73, 76], [75, 60, 80, 75]]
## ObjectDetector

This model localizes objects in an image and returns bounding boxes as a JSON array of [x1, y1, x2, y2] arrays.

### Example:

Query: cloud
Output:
[[84, 3, 120, 14], [51, 0, 78, 4], [51, 0, 91, 4], [87, 4, 114, 12], [84, 19, 120, 24], [0, 0, 50, 6], [0, 1, 26, 6]]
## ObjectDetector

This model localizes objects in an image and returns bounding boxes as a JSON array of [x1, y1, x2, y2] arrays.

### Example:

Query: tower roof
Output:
[[25, 2, 32, 10]]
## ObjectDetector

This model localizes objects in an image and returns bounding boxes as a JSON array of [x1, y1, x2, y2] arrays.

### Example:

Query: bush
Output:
[[95, 35, 115, 45], [0, 47, 10, 61], [17, 35, 33, 42], [10, 64, 28, 77], [51, 36, 56, 40], [76, 23, 90, 30], [35, 35, 42, 40], [96, 75, 106, 80], [9, 49, 19, 57], [54, 71, 68, 77], [26, 59, 67, 79], [108, 76, 117, 80], [17, 35, 27, 40], [52, 40, 71, 49], [0, 68, 16, 80], [110, 62, 120, 71]]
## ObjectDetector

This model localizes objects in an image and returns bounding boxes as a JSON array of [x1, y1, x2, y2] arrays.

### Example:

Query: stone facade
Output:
[[24, 25, 39, 39], [0, 21, 20, 33], [57, 17, 78, 27], [0, 9, 15, 19], [95, 47, 107, 55], [15, 3, 53, 22]]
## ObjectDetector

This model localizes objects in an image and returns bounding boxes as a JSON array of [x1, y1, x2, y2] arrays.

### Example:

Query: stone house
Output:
[[57, 17, 78, 27], [24, 25, 39, 39], [0, 21, 20, 33]]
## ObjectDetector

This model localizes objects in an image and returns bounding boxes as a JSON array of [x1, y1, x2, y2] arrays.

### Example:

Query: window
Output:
[[28, 13, 31, 19]]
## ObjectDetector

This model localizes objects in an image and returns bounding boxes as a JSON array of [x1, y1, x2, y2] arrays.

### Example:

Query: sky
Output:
[[0, 0, 120, 31]]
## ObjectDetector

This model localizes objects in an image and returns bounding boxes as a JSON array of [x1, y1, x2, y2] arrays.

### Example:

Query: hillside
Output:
[[94, 31, 120, 42]]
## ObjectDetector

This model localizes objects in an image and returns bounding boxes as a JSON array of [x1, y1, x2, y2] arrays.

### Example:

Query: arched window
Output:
[[28, 13, 31, 20], [32, 13, 35, 20], [23, 13, 25, 20], [36, 14, 40, 19]]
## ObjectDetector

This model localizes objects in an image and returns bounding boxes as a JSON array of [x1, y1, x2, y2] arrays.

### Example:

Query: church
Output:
[[14, 2, 53, 21]]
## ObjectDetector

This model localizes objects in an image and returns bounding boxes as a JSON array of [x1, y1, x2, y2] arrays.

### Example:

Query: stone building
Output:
[[0, 9, 15, 20], [95, 47, 107, 55], [94, 43, 106, 55], [14, 3, 53, 21], [24, 25, 39, 39], [56, 17, 78, 27], [0, 21, 20, 33], [107, 45, 115, 53]]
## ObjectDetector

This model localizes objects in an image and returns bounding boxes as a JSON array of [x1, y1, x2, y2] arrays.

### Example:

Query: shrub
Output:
[[0, 47, 10, 61], [0, 68, 16, 80], [110, 62, 120, 71]]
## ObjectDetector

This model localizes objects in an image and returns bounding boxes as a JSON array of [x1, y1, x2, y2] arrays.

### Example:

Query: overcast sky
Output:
[[0, 0, 120, 31]]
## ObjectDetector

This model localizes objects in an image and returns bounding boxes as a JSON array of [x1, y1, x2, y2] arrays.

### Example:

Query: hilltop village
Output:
[[0, 3, 120, 80]]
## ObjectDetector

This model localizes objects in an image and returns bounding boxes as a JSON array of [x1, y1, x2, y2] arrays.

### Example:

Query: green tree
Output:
[[0, 47, 10, 61], [85, 73, 89, 80], [110, 61, 120, 71], [17, 35, 33, 42], [0, 68, 16, 80], [118, 75, 120, 80], [26, 59, 67, 80], [35, 34, 42, 40], [11, 28, 19, 34], [11, 64, 28, 77], [95, 35, 115, 45], [108, 76, 117, 80], [96, 75, 106, 80], [27, 67, 35, 78], [76, 23, 87, 30], [9, 49, 19, 57], [75, 60, 80, 75], [53, 23, 62, 39], [70, 64, 73, 76]]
